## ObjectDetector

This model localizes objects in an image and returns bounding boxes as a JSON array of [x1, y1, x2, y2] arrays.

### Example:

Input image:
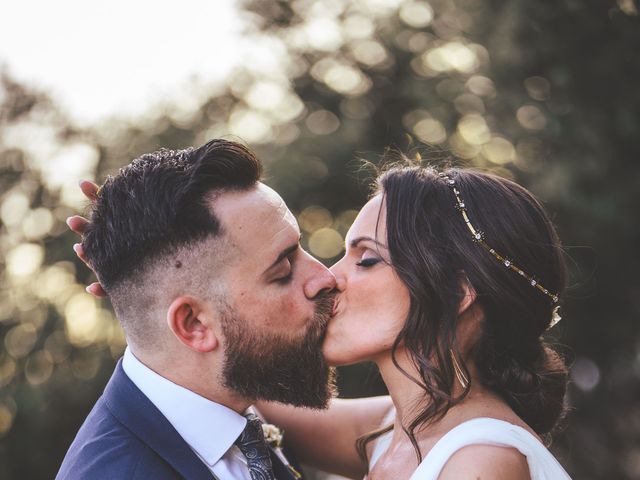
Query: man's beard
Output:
[[220, 292, 337, 409]]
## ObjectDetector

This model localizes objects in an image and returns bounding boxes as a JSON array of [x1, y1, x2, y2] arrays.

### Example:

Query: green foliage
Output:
[[0, 0, 638, 478]]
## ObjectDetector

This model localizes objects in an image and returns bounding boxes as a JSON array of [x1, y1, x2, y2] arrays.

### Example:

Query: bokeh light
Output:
[[309, 228, 344, 259], [6, 243, 44, 278], [299, 206, 334, 233], [0, 0, 637, 478], [517, 105, 547, 131]]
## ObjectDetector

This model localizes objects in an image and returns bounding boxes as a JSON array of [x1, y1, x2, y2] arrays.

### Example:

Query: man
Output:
[[57, 139, 337, 479]]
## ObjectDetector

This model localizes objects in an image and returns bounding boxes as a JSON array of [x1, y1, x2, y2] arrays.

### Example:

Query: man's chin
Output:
[[226, 365, 337, 409], [222, 331, 337, 408], [297, 366, 337, 410], [270, 363, 336, 409], [221, 297, 337, 408]]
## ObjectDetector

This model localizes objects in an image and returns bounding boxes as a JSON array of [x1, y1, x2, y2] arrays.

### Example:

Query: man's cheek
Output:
[[270, 295, 304, 327]]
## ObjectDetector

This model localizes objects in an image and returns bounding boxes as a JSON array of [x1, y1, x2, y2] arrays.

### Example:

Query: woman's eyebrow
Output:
[[349, 236, 388, 250]]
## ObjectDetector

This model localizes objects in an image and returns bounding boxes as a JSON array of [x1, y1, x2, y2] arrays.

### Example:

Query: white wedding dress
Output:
[[369, 416, 571, 479]]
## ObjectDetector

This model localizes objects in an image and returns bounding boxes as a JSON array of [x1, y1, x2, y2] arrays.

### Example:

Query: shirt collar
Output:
[[121, 347, 247, 467]]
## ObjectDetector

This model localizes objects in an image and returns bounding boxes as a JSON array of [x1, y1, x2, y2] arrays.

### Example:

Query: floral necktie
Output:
[[235, 413, 276, 480]]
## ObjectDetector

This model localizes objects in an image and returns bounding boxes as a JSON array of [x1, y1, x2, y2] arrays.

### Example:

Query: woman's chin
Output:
[[321, 334, 370, 367], [321, 338, 355, 367]]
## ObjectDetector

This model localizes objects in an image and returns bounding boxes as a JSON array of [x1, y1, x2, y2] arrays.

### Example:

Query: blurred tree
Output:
[[1, 0, 639, 478], [0, 72, 127, 478], [231, 2, 640, 475]]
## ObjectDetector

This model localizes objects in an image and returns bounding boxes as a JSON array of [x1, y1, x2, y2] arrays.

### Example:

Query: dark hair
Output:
[[82, 139, 262, 291], [358, 162, 568, 461]]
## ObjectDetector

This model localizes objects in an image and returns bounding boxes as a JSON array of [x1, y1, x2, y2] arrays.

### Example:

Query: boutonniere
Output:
[[261, 423, 283, 449], [262, 423, 302, 479]]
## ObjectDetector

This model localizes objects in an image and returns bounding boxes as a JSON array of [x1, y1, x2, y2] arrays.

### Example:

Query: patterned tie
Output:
[[235, 413, 276, 480]]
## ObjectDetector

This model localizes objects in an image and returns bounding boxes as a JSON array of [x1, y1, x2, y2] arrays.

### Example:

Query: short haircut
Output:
[[82, 139, 262, 343]]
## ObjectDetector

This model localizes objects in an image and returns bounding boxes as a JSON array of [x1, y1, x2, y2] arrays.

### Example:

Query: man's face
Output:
[[213, 183, 337, 407]]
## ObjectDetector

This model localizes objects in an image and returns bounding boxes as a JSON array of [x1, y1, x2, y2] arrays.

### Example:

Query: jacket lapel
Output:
[[270, 446, 304, 480], [103, 359, 214, 480]]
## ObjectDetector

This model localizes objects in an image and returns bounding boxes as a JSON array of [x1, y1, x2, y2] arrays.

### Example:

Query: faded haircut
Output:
[[82, 139, 262, 345]]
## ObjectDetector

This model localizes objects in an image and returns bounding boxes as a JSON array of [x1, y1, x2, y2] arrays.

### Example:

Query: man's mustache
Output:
[[312, 289, 337, 336], [314, 290, 336, 319]]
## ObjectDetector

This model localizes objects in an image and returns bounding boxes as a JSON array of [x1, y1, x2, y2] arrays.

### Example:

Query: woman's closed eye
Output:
[[356, 255, 382, 268]]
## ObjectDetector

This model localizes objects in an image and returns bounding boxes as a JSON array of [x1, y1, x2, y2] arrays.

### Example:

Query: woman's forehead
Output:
[[347, 194, 386, 242]]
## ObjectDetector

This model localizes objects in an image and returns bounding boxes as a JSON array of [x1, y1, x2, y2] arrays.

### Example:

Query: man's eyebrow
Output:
[[349, 236, 388, 250], [265, 241, 300, 272]]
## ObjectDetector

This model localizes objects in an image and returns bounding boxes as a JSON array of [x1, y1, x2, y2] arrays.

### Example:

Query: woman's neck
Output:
[[376, 350, 427, 428], [375, 348, 509, 441]]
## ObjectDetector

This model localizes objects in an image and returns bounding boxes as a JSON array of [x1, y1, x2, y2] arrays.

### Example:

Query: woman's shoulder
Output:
[[437, 443, 530, 479], [410, 417, 571, 480]]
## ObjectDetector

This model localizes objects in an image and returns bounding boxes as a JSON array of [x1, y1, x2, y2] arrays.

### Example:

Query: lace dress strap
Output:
[[409, 417, 571, 480]]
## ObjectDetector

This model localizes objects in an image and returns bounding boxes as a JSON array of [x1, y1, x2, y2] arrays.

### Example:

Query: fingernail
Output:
[[73, 243, 81, 253]]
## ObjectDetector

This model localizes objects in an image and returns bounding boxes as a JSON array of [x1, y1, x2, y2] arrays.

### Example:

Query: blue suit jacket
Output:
[[57, 359, 302, 480]]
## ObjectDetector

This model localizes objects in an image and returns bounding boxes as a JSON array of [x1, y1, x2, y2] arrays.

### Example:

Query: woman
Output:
[[71, 159, 571, 479], [257, 162, 570, 479]]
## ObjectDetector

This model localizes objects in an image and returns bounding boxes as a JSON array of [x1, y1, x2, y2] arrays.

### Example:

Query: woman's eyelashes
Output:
[[356, 256, 382, 268]]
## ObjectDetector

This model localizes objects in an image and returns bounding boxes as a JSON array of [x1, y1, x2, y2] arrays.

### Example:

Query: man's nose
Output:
[[303, 254, 337, 299]]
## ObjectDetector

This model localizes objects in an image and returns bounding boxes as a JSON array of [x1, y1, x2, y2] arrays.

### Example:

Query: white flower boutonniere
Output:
[[262, 423, 302, 479], [261, 423, 283, 449]]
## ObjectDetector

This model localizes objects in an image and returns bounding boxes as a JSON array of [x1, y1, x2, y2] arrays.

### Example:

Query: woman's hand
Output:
[[66, 180, 107, 298]]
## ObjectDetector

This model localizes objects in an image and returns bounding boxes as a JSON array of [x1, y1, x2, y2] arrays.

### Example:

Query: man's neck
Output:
[[129, 346, 251, 413]]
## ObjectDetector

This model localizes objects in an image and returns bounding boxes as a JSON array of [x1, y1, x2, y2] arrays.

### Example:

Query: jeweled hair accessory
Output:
[[439, 172, 559, 305]]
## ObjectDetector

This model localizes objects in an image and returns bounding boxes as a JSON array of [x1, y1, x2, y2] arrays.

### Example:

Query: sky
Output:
[[0, 0, 244, 125]]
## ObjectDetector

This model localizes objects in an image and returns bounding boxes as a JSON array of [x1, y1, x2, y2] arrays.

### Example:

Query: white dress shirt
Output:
[[122, 347, 252, 480]]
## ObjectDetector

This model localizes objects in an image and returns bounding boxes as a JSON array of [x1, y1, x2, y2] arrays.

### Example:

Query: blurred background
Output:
[[1, 0, 639, 478]]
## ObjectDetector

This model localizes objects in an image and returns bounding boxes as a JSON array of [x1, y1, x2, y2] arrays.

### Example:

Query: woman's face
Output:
[[323, 193, 411, 366]]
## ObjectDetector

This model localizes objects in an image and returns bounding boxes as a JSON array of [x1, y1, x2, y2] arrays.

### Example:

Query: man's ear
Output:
[[167, 296, 219, 353], [458, 276, 478, 315]]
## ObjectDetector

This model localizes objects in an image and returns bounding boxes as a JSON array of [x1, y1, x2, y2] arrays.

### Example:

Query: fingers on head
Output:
[[79, 180, 99, 200]]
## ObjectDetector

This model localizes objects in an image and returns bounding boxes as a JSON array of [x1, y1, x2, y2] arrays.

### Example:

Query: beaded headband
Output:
[[439, 172, 559, 305]]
